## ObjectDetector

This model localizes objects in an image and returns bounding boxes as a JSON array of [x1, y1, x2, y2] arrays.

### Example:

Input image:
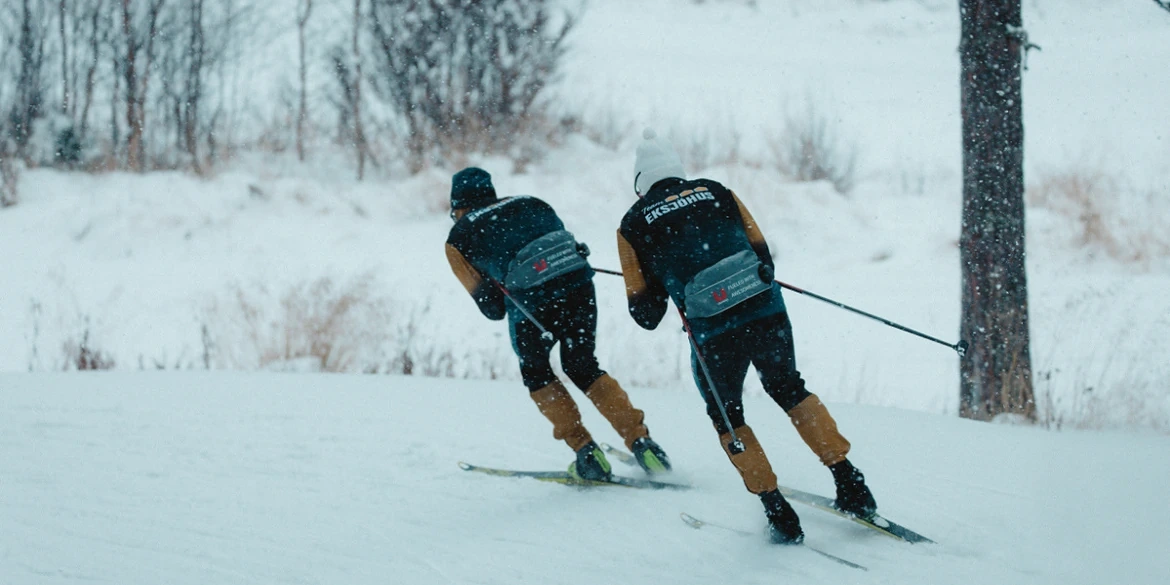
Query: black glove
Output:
[[576, 242, 591, 258], [758, 263, 775, 284]]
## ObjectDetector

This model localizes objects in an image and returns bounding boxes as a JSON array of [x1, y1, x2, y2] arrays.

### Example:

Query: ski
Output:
[[680, 512, 868, 571], [600, 442, 639, 467], [776, 485, 934, 544], [457, 462, 691, 490], [603, 443, 932, 544]]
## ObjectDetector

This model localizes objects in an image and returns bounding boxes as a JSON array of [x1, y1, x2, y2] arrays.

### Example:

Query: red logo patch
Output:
[[712, 288, 728, 303], [533, 259, 549, 273]]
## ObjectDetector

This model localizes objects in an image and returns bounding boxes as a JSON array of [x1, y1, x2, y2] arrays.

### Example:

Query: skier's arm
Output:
[[445, 243, 505, 320], [730, 191, 775, 272], [617, 231, 668, 330]]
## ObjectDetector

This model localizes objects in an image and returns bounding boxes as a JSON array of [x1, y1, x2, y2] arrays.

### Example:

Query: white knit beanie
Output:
[[634, 128, 686, 196]]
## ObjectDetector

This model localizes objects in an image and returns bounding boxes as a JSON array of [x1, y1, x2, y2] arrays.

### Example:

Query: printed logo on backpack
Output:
[[505, 230, 588, 290], [683, 250, 771, 319]]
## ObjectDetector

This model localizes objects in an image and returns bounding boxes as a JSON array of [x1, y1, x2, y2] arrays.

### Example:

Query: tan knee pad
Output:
[[530, 380, 592, 452], [787, 394, 851, 466], [585, 374, 649, 449], [720, 425, 778, 495]]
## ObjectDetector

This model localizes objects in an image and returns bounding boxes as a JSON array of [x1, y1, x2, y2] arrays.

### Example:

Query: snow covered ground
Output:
[[2, 372, 1168, 584]]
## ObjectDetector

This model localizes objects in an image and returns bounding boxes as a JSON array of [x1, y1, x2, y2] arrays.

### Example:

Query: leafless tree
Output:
[[118, 0, 166, 172], [76, 0, 108, 144], [330, 0, 370, 179], [958, 0, 1035, 422], [351, 0, 366, 179], [296, 0, 312, 162], [368, 0, 575, 171], [8, 0, 50, 158]]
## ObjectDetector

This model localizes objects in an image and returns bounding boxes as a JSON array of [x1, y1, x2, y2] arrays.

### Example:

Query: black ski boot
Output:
[[568, 441, 612, 481], [760, 489, 804, 545], [631, 437, 672, 474], [830, 459, 877, 519]]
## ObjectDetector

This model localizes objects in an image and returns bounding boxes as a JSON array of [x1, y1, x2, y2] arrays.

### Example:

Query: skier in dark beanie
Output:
[[445, 166, 671, 480], [615, 129, 877, 544]]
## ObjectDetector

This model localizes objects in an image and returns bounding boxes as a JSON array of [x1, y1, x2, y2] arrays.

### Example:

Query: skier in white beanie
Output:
[[633, 128, 687, 197], [615, 128, 880, 545]]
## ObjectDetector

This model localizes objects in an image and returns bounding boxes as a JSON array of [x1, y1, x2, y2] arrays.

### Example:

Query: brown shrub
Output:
[[766, 101, 858, 195]]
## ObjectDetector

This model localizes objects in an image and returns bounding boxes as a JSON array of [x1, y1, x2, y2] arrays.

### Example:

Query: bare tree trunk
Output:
[[352, 0, 365, 180], [59, 0, 70, 116], [110, 34, 120, 155], [958, 0, 1035, 422], [14, 0, 47, 156], [78, 0, 105, 141], [120, 0, 140, 170], [296, 0, 313, 162], [121, 0, 163, 172], [184, 0, 205, 171]]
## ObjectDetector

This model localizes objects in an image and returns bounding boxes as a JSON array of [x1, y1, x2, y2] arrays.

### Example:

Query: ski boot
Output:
[[830, 459, 877, 519], [568, 441, 612, 481], [631, 437, 672, 474], [760, 489, 804, 545]]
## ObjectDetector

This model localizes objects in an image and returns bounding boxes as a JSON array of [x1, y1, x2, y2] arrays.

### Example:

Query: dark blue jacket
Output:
[[617, 178, 785, 343], [446, 196, 593, 320]]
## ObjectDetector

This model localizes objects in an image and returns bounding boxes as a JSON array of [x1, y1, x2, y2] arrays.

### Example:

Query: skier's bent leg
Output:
[[720, 424, 804, 545], [786, 394, 851, 465], [583, 373, 648, 449], [530, 380, 592, 452], [787, 394, 878, 518], [719, 425, 777, 494]]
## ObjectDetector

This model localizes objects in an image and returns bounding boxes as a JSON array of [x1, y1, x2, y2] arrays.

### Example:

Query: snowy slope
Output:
[[2, 373, 1168, 585]]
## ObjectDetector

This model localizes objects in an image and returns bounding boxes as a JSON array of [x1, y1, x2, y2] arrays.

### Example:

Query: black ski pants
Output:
[[691, 311, 812, 435], [509, 281, 606, 392]]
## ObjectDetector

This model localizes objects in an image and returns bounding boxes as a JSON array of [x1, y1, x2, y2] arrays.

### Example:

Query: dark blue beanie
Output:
[[450, 167, 498, 210]]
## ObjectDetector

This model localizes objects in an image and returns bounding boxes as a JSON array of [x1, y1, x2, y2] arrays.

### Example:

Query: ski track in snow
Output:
[[2, 373, 1168, 585]]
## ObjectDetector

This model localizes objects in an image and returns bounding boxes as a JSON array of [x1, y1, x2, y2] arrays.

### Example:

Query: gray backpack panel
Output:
[[684, 250, 770, 319], [505, 230, 588, 290]]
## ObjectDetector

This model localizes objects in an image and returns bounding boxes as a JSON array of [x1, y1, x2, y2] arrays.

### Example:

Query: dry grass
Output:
[[62, 324, 116, 371], [561, 100, 633, 151], [208, 274, 392, 372], [766, 101, 858, 195], [674, 120, 744, 171], [1, 153, 19, 207], [1029, 167, 1170, 266], [1037, 365, 1169, 434]]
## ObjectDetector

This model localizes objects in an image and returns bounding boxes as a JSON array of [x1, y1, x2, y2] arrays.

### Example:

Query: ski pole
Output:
[[773, 278, 969, 357], [492, 280, 554, 341], [677, 306, 745, 455], [595, 267, 967, 357]]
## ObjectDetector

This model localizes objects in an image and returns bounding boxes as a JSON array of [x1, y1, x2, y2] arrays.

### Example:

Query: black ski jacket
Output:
[[446, 196, 593, 320], [617, 178, 785, 343]]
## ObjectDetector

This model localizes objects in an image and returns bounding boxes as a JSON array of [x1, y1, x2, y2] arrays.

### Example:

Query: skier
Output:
[[615, 129, 878, 544], [444, 167, 671, 481]]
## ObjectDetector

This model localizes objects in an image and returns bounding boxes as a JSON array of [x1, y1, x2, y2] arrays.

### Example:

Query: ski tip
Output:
[[679, 512, 704, 529], [457, 461, 473, 471]]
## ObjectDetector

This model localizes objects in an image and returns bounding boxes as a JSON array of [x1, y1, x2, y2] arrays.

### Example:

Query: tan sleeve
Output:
[[617, 231, 648, 301], [445, 243, 483, 295], [730, 191, 767, 249]]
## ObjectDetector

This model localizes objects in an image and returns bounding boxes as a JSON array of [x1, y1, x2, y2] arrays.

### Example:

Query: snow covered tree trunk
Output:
[[12, 0, 47, 157], [120, 0, 164, 172], [958, 0, 1035, 422], [351, 0, 365, 181], [296, 0, 312, 163]]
